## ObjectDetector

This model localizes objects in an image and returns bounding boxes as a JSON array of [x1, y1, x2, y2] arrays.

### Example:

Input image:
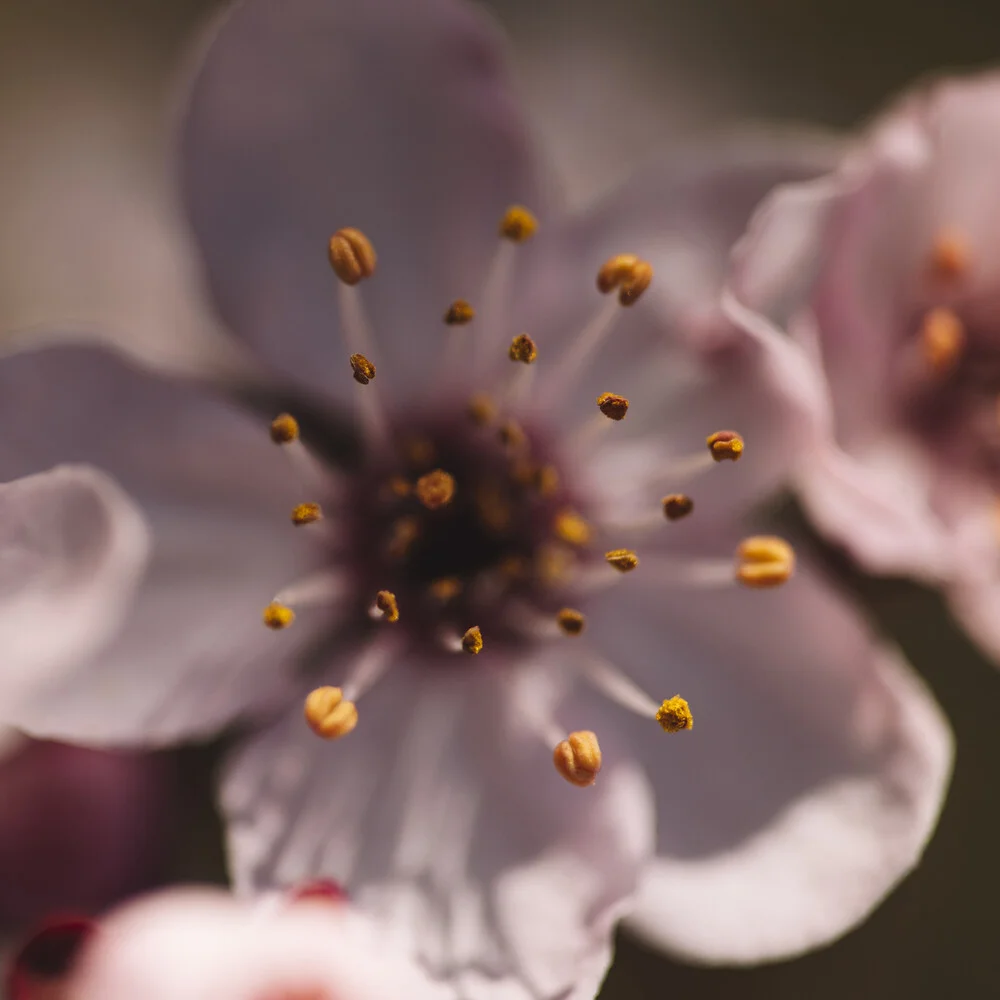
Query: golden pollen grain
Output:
[[430, 577, 462, 602], [270, 413, 300, 444], [662, 493, 694, 521], [467, 393, 496, 426], [262, 602, 295, 630], [596, 392, 630, 420], [920, 306, 966, 374], [656, 696, 693, 733], [498, 419, 526, 450], [290, 502, 323, 526], [374, 589, 399, 623], [596, 254, 640, 294], [707, 430, 744, 462], [304, 686, 358, 740], [553, 731, 602, 787], [509, 333, 538, 364], [735, 535, 795, 588], [605, 548, 639, 572], [349, 352, 376, 385], [554, 509, 592, 547], [499, 205, 538, 242], [556, 608, 586, 636], [618, 259, 653, 306], [930, 229, 969, 280], [328, 227, 377, 285], [462, 626, 484, 655], [415, 469, 456, 510], [444, 299, 475, 325]]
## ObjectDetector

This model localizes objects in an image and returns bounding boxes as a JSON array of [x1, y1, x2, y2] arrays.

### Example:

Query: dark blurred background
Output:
[[0, 1, 997, 996]]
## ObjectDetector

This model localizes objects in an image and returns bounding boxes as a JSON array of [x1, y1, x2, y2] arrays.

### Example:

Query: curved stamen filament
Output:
[[274, 570, 347, 609], [338, 282, 389, 446], [339, 634, 398, 703], [544, 297, 622, 406]]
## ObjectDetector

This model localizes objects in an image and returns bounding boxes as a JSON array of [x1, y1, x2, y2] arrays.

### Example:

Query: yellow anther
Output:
[[554, 509, 592, 547], [535, 464, 560, 498], [735, 535, 795, 588], [467, 393, 496, 426], [662, 493, 694, 521], [920, 306, 966, 374], [596, 254, 653, 305], [401, 435, 435, 467], [596, 392, 630, 421], [444, 299, 476, 325], [553, 731, 602, 787], [618, 260, 653, 306], [556, 608, 586, 636], [372, 589, 399, 623], [291, 502, 323, 526], [262, 602, 295, 630], [349, 353, 376, 385], [387, 516, 420, 559], [499, 554, 529, 579], [462, 626, 484, 655], [536, 544, 574, 584], [509, 333, 538, 364], [656, 696, 693, 733], [596, 254, 640, 294], [476, 483, 512, 532], [498, 419, 526, 450], [328, 228, 377, 285], [707, 430, 744, 462], [499, 205, 538, 242], [304, 686, 358, 740], [386, 476, 411, 499], [430, 577, 462, 602], [415, 469, 456, 510], [930, 229, 969, 280], [605, 548, 639, 572], [270, 413, 300, 445]]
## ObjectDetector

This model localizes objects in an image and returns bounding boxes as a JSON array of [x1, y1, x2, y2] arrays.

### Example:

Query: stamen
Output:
[[556, 608, 586, 635], [535, 464, 560, 498], [371, 589, 400, 623], [656, 695, 693, 733], [401, 435, 436, 467], [605, 548, 639, 572], [304, 686, 358, 740], [552, 730, 602, 787], [499, 205, 538, 243], [290, 502, 323, 526], [385, 476, 411, 499], [262, 602, 295, 630], [596, 254, 654, 305], [707, 430, 744, 462], [662, 493, 694, 520], [415, 469, 456, 510], [444, 299, 475, 325], [475, 483, 512, 532], [467, 393, 496, 426], [349, 352, 376, 385], [274, 570, 346, 608], [536, 544, 575, 585], [920, 307, 965, 374], [270, 413, 300, 444], [386, 516, 421, 559], [735, 536, 795, 588], [328, 228, 377, 285], [498, 419, 527, 451], [554, 509, 592, 547], [929, 229, 969, 280], [339, 636, 397, 702], [579, 653, 662, 717], [618, 261, 654, 306], [429, 577, 462, 602], [509, 333, 538, 364], [596, 392, 630, 420], [545, 296, 621, 404], [462, 626, 484, 655]]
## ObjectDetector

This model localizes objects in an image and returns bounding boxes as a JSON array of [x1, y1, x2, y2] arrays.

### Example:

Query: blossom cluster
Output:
[[4, 0, 998, 997]]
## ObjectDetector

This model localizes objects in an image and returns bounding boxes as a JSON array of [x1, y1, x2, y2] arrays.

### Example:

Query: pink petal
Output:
[[180, 0, 547, 404]]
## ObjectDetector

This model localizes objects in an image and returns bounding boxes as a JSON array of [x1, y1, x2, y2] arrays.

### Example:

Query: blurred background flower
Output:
[[0, 0, 996, 997]]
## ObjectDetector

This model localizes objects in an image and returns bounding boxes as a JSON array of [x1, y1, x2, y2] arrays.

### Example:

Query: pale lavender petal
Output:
[[0, 466, 148, 708], [222, 662, 653, 1000], [181, 0, 547, 403], [587, 545, 952, 962], [0, 345, 324, 744]]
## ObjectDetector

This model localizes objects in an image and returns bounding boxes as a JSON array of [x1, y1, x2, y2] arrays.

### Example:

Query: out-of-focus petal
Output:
[[221, 663, 653, 1000], [181, 0, 548, 404], [0, 345, 325, 744], [0, 466, 148, 706], [587, 544, 952, 963], [0, 741, 172, 926], [67, 889, 450, 1000]]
